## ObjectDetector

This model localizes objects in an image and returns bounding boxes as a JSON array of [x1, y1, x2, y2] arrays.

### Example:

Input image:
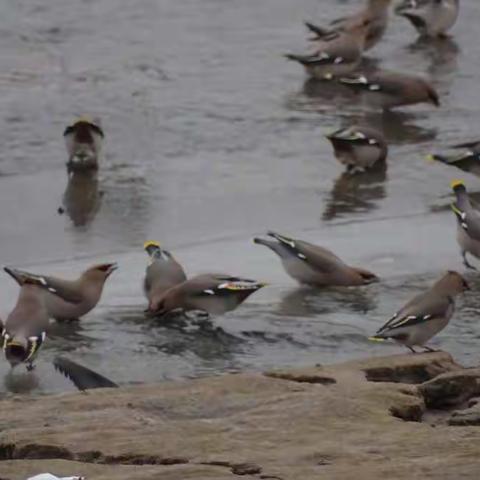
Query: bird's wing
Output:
[[53, 356, 118, 391], [376, 293, 451, 335]]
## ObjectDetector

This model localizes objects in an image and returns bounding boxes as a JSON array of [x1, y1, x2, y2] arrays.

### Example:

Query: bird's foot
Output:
[[26, 363, 36, 372], [423, 346, 439, 353]]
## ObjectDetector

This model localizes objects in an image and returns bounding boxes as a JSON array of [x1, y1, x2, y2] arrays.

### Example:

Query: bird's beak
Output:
[[106, 263, 118, 276]]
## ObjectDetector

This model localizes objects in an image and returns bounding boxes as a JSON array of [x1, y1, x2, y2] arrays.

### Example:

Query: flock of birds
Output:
[[1, 0, 479, 390]]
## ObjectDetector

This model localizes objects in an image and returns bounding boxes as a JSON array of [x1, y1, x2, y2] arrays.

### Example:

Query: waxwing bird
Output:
[[63, 116, 104, 173], [286, 21, 371, 80], [4, 263, 118, 321], [143, 240, 187, 303], [395, 0, 459, 38], [450, 180, 480, 270], [429, 140, 480, 177], [326, 125, 388, 172], [370, 271, 468, 352], [146, 274, 266, 316], [253, 231, 378, 287], [339, 70, 440, 110], [2, 268, 61, 370], [305, 0, 393, 51]]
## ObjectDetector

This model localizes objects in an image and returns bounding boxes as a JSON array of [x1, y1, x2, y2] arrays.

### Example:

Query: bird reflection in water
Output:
[[277, 286, 377, 318], [407, 36, 459, 83], [4, 368, 39, 394], [59, 171, 102, 227], [323, 162, 387, 221], [297, 77, 360, 112]]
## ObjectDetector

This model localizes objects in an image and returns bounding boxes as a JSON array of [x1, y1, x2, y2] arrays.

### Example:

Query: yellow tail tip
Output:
[[144, 240, 160, 250], [426, 154, 435, 162], [368, 336, 385, 343], [450, 179, 465, 189]]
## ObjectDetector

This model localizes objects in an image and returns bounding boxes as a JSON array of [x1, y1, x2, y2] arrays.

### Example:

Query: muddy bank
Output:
[[3, 352, 480, 479]]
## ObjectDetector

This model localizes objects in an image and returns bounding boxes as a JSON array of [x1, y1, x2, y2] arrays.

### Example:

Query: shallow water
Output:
[[1, 0, 480, 395]]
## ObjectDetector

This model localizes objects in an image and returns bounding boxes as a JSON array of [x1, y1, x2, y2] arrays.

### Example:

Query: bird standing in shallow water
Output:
[[450, 180, 480, 270], [326, 125, 388, 172], [305, 0, 393, 51], [145, 274, 266, 317], [395, 0, 460, 38], [370, 271, 469, 353], [254, 231, 378, 287], [286, 21, 371, 80], [143, 240, 187, 310], [4, 263, 118, 321], [428, 140, 480, 177], [2, 268, 62, 370], [339, 70, 440, 110]]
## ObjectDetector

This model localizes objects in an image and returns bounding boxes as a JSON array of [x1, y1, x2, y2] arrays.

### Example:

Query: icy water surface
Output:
[[1, 0, 480, 394]]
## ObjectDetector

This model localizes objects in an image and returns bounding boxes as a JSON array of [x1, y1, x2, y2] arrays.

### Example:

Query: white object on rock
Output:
[[27, 474, 85, 480]]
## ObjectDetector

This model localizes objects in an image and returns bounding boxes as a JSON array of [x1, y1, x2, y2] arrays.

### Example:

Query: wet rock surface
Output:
[[3, 352, 480, 479]]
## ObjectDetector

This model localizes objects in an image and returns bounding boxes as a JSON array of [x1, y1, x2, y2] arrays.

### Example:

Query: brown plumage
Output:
[[4, 263, 117, 321], [146, 274, 266, 316], [254, 231, 378, 287], [305, 0, 393, 51], [339, 70, 440, 110]]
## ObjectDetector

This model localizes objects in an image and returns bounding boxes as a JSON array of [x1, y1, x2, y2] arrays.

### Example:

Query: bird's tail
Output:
[[3, 267, 57, 294], [368, 335, 386, 343]]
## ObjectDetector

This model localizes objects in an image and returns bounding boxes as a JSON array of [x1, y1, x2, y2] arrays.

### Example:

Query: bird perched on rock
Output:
[[395, 0, 459, 38], [145, 274, 266, 316], [4, 263, 117, 321], [285, 21, 371, 80], [64, 116, 104, 173], [1, 268, 61, 370], [305, 0, 393, 51], [450, 180, 480, 270], [370, 271, 468, 352], [143, 241, 187, 307], [253, 231, 378, 287], [339, 70, 440, 110], [428, 140, 480, 177], [326, 125, 388, 172]]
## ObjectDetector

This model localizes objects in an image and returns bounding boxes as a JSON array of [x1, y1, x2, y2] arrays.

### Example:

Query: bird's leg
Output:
[[407, 346, 418, 354], [423, 345, 438, 353], [462, 251, 477, 271]]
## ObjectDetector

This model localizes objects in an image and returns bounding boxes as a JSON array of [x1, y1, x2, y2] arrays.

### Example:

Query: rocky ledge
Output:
[[2, 352, 480, 479]]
